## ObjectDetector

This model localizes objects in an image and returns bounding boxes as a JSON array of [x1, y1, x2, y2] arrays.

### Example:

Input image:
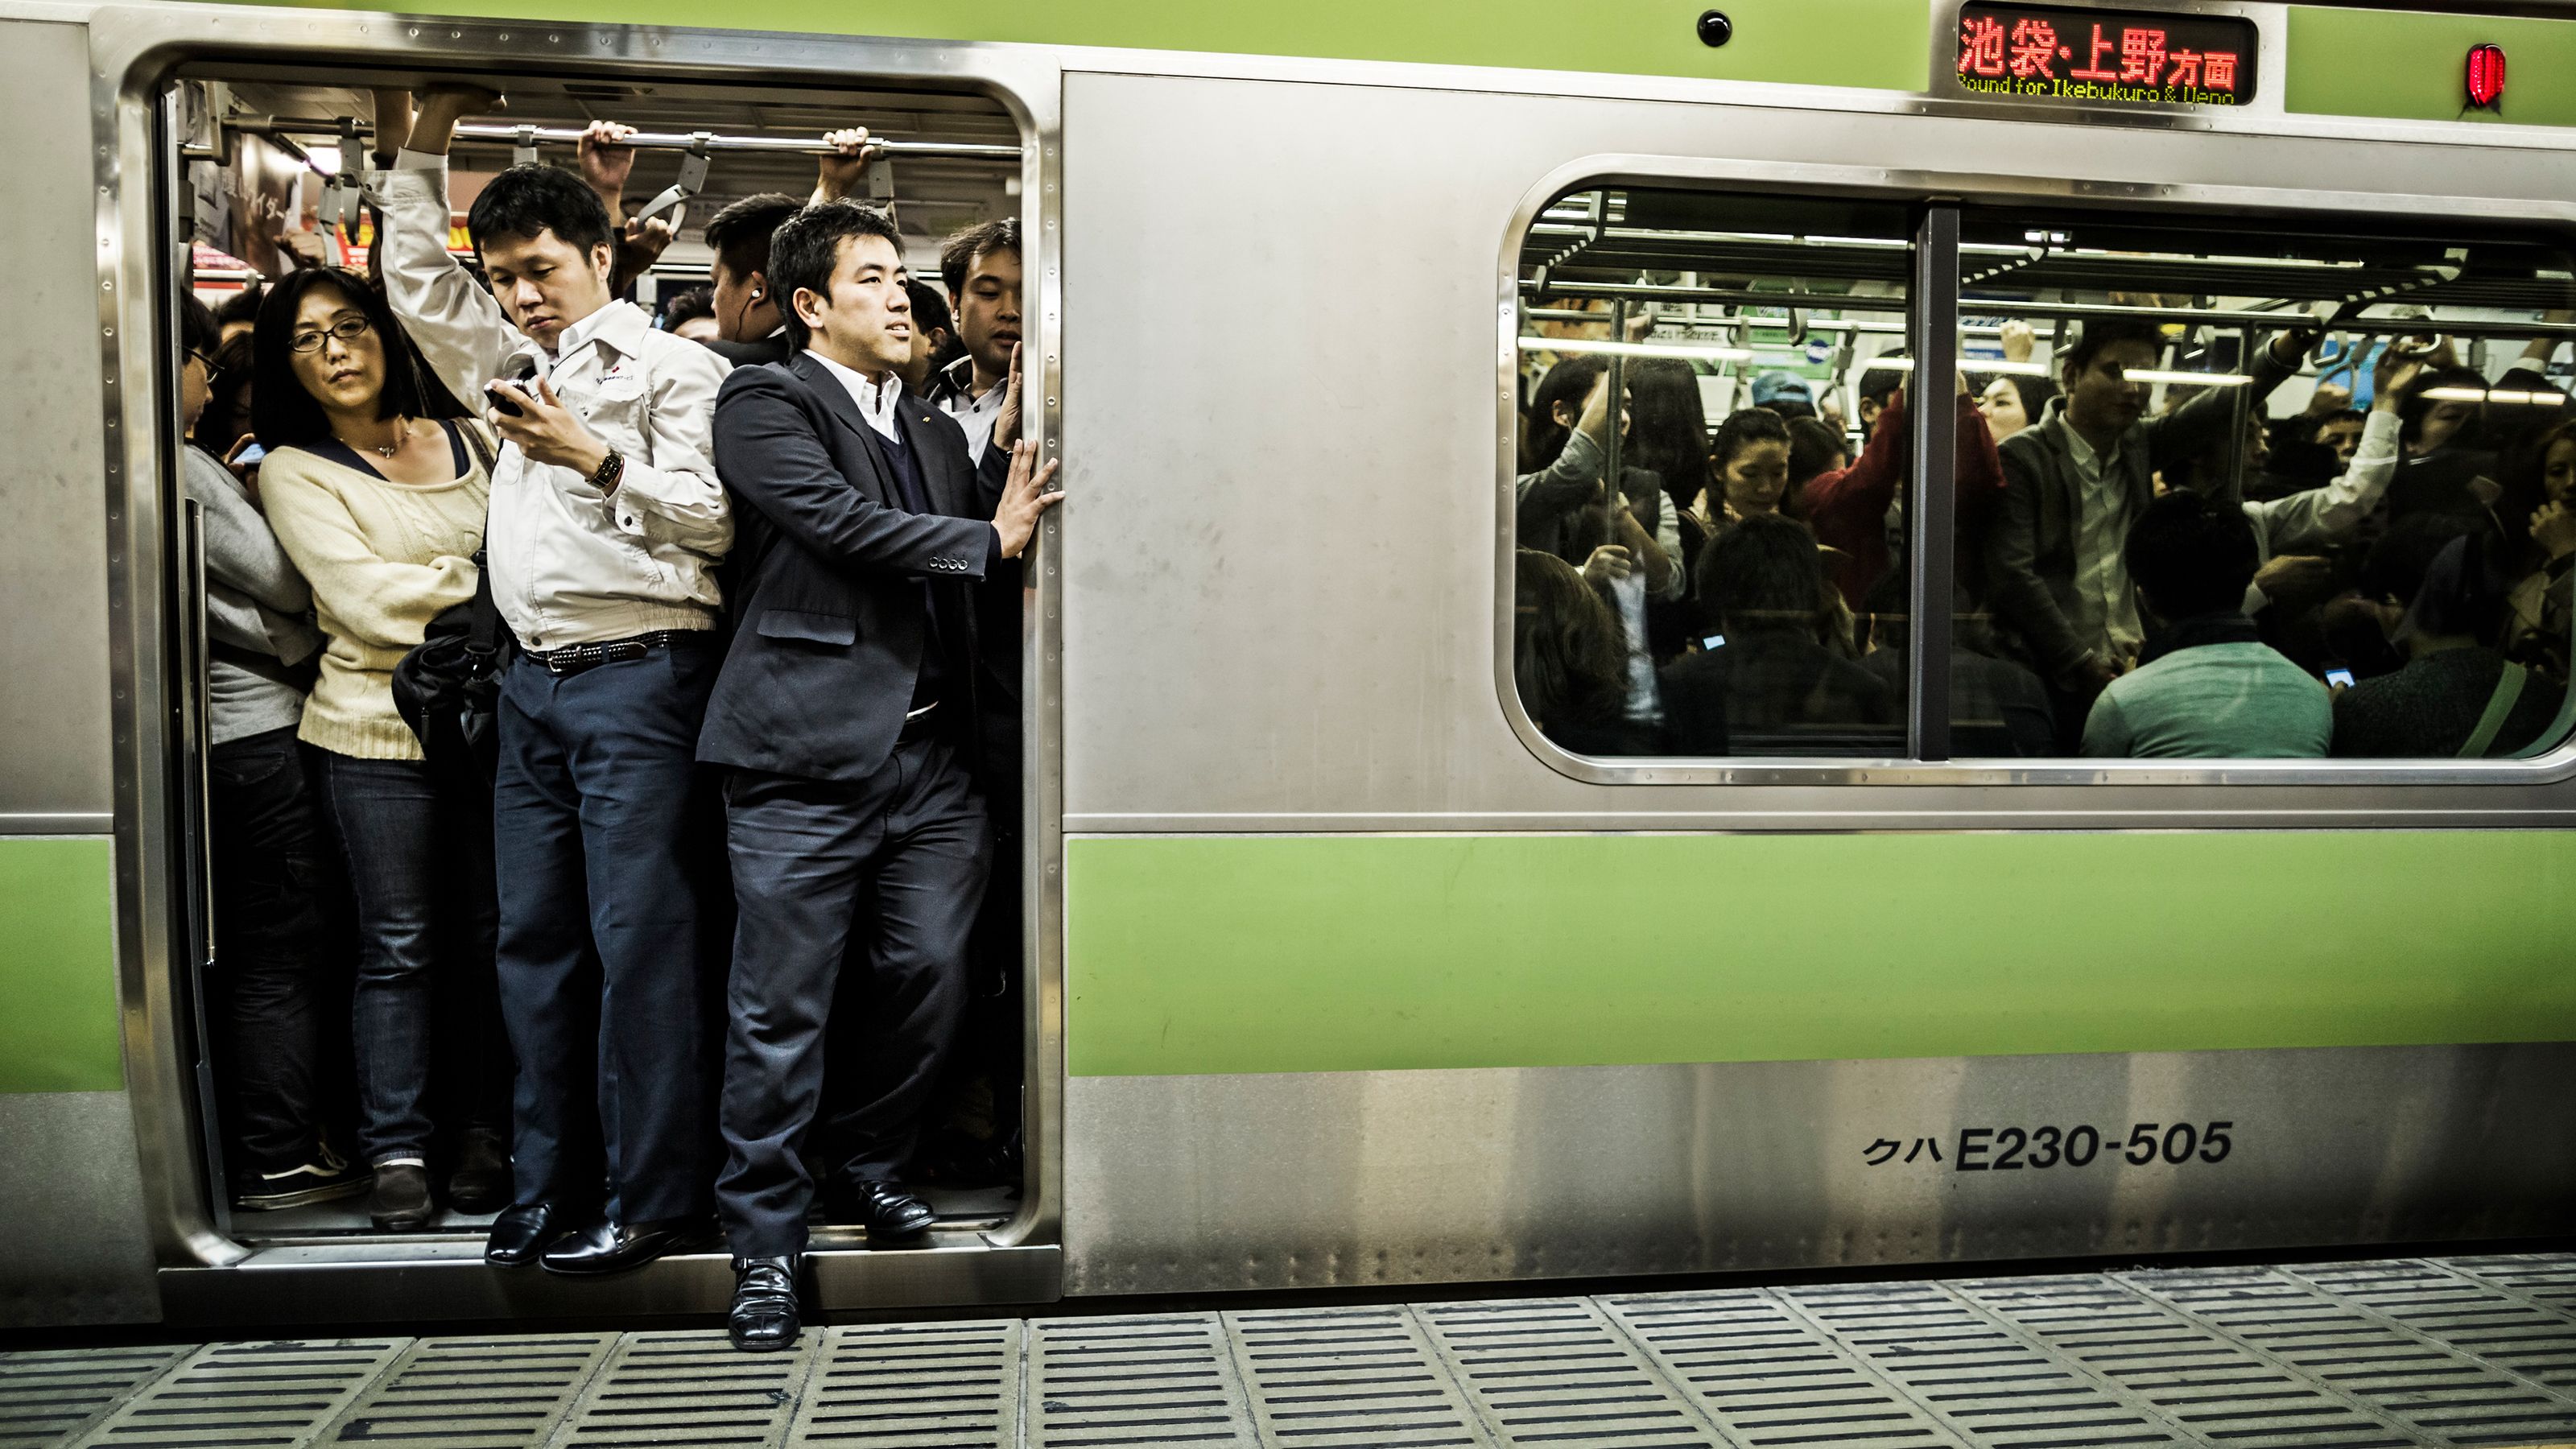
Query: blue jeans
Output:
[[492, 635, 723, 1222], [316, 750, 505, 1166]]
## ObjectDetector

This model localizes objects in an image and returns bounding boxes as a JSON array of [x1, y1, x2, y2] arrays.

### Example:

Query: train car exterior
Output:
[[2, 0, 2574, 1328]]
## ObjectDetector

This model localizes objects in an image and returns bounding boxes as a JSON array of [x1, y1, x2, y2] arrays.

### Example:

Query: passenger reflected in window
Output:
[[1623, 358, 1718, 659], [1517, 358, 1682, 727], [2339, 524, 2570, 758], [1661, 514, 1896, 756], [2506, 419, 2576, 681], [1857, 573, 2055, 758], [1977, 374, 2032, 444], [1798, 380, 2008, 610], [2079, 492, 2331, 759], [1514, 548, 1658, 755], [1783, 417, 1848, 518], [1693, 407, 1791, 530]]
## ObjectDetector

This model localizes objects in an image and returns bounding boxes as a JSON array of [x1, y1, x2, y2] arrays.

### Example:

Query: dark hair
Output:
[[906, 279, 954, 340], [2061, 319, 2164, 378], [2359, 511, 2483, 608], [767, 200, 904, 352], [212, 283, 264, 332], [250, 267, 462, 450], [2402, 530, 2516, 643], [2395, 365, 2490, 452], [180, 293, 221, 360], [465, 163, 614, 259], [1624, 358, 1711, 516], [1856, 351, 1908, 411], [662, 287, 716, 329], [196, 333, 258, 452], [1699, 511, 1827, 634], [701, 191, 802, 286], [1710, 406, 1791, 476], [1513, 547, 1629, 733], [1522, 355, 1608, 472], [1785, 416, 1845, 487], [939, 217, 1021, 299], [2124, 489, 2258, 620], [2311, 408, 2368, 442]]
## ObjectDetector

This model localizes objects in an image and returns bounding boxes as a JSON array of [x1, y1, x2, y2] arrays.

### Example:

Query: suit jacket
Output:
[[702, 350, 1010, 783], [1985, 347, 2291, 680]]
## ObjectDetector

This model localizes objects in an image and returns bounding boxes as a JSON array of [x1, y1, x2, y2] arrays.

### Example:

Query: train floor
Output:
[[9, 1253, 2576, 1449]]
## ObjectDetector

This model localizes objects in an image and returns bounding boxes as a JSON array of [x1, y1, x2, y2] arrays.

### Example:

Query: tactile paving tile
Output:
[[1415, 1298, 1724, 1448], [2285, 1261, 2576, 1410], [1225, 1305, 1490, 1449], [1781, 1279, 2189, 1447], [2435, 1255, 2576, 1393], [1602, 1287, 1968, 1447], [70, 1339, 408, 1449], [1955, 1274, 2413, 1447], [317, 1333, 613, 1447], [1024, 1313, 1256, 1448], [786, 1319, 1019, 1447], [2132, 1265, 2576, 1447], [0, 1347, 188, 1449], [550, 1331, 818, 1449]]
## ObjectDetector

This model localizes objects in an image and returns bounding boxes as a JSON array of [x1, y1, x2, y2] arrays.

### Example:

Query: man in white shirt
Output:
[[367, 86, 733, 1277], [934, 218, 1020, 464]]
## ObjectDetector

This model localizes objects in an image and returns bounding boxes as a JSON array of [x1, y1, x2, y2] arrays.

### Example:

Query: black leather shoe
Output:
[[825, 1179, 937, 1240], [485, 1202, 576, 1268], [539, 1214, 713, 1275], [447, 1129, 511, 1214], [368, 1162, 435, 1231], [728, 1255, 801, 1352]]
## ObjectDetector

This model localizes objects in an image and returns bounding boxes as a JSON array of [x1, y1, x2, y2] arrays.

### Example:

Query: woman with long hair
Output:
[[253, 267, 510, 1230]]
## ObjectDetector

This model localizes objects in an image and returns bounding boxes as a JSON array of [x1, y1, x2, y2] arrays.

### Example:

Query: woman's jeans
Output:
[[317, 749, 507, 1166]]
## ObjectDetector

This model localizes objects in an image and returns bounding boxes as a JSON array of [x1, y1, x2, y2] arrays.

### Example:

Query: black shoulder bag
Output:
[[391, 421, 507, 787]]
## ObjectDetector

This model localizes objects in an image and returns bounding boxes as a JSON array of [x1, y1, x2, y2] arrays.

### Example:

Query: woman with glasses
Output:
[[254, 267, 511, 1231]]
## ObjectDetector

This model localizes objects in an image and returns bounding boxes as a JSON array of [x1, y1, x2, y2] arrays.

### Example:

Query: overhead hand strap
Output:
[[512, 125, 539, 167], [634, 131, 712, 229], [316, 116, 364, 237]]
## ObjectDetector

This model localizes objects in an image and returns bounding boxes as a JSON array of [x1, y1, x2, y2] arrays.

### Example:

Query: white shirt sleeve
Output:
[[364, 151, 522, 409], [605, 339, 733, 557]]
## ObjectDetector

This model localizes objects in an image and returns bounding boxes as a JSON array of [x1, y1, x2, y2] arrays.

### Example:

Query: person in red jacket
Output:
[[1796, 372, 2008, 609]]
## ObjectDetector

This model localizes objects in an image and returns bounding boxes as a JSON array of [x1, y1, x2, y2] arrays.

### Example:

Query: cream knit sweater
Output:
[[260, 429, 491, 761]]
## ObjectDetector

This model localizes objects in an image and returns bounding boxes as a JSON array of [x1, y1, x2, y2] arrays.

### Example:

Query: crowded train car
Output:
[[2, 0, 2574, 1340]]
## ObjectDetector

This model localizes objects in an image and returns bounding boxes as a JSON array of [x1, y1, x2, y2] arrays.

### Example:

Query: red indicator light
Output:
[[2467, 43, 2506, 110]]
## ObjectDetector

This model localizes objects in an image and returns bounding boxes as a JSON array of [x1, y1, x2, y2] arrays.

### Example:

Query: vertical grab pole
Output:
[[1908, 204, 1961, 762], [1604, 299, 1627, 510]]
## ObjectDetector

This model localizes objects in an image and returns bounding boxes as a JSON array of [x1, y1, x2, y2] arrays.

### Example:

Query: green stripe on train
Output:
[[0, 838, 121, 1093], [2287, 8, 2576, 129], [1064, 831, 2576, 1077], [189, 0, 1932, 92]]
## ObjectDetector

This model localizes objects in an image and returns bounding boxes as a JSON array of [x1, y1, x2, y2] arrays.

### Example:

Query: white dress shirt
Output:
[[368, 151, 734, 652], [2061, 418, 2145, 666], [935, 354, 1005, 463], [810, 352, 906, 442]]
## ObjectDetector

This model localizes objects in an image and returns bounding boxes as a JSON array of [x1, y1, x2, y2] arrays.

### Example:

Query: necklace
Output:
[[370, 418, 411, 459]]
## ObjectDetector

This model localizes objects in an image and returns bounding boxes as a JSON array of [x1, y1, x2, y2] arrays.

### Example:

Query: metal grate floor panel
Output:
[[27, 1254, 2576, 1448]]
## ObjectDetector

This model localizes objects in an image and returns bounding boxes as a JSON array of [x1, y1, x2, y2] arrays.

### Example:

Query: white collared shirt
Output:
[[809, 352, 906, 442], [368, 151, 734, 652], [936, 354, 1005, 464], [2059, 415, 2145, 665]]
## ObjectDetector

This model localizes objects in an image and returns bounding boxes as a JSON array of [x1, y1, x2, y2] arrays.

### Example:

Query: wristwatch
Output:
[[590, 447, 625, 497]]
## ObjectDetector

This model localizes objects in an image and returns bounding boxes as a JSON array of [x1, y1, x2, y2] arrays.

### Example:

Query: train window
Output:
[[1954, 207, 2576, 760], [1513, 186, 1918, 759]]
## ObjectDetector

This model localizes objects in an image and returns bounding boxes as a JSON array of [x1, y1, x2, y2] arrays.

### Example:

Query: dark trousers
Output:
[[716, 737, 991, 1258], [207, 726, 333, 1174], [493, 636, 720, 1222], [316, 749, 506, 1166]]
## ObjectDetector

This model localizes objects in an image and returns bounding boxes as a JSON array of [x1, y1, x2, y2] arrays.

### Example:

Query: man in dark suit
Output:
[[703, 200, 1061, 1352]]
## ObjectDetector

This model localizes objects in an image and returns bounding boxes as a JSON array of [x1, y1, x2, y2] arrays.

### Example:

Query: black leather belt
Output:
[[525, 630, 690, 676]]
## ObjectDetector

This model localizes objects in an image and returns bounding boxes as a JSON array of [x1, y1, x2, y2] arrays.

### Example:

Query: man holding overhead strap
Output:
[[701, 200, 1059, 1351], [365, 85, 733, 1274], [696, 130, 883, 369]]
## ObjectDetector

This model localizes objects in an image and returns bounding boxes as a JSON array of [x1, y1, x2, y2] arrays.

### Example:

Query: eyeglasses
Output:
[[287, 316, 374, 353], [185, 349, 222, 382]]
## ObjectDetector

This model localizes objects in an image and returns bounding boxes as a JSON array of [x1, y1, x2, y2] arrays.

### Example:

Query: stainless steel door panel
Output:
[[1063, 1045, 2576, 1294]]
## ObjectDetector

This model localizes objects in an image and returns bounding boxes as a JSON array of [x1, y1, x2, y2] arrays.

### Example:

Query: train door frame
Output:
[[84, 1, 1073, 1320]]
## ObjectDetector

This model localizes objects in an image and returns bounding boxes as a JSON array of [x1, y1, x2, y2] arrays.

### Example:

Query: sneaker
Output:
[[233, 1144, 372, 1211], [369, 1160, 436, 1231], [446, 1129, 510, 1214]]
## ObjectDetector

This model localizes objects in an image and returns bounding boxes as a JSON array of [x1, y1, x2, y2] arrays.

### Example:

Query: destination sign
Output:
[[1955, 3, 2258, 107]]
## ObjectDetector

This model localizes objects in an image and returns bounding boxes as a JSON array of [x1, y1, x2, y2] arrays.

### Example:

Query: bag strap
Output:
[[2458, 662, 2529, 758], [454, 417, 498, 481], [450, 422, 505, 659]]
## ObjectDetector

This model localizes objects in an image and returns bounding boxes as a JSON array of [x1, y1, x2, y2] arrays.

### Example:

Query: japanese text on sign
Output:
[[1957, 3, 2257, 106]]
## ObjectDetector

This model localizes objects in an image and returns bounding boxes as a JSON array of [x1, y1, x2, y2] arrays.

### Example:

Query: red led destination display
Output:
[[1956, 3, 2258, 106]]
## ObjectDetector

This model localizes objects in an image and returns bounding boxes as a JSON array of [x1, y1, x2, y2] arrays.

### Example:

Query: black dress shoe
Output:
[[485, 1202, 576, 1268], [539, 1214, 713, 1275], [728, 1255, 801, 1352], [825, 1178, 937, 1239], [447, 1129, 511, 1214], [368, 1162, 435, 1231]]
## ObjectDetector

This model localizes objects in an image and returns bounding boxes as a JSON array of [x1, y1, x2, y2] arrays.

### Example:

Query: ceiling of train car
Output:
[[215, 77, 1018, 253]]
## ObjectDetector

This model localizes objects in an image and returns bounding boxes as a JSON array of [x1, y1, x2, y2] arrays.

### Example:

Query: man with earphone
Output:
[[698, 193, 800, 368]]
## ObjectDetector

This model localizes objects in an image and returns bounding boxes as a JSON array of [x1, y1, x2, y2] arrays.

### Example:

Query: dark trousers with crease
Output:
[[207, 726, 335, 1174], [716, 735, 990, 1258], [492, 634, 721, 1224]]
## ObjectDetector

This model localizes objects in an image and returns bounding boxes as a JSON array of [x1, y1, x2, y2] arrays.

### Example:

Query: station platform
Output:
[[8, 1252, 2576, 1449]]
